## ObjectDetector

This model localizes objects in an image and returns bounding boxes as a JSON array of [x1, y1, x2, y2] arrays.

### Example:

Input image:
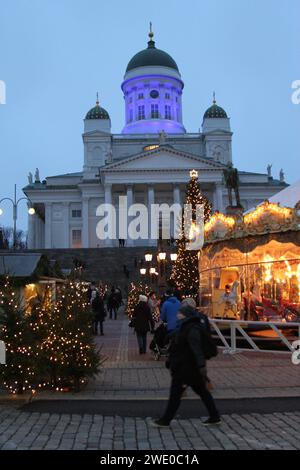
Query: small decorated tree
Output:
[[0, 278, 38, 394], [43, 281, 101, 391], [170, 171, 211, 297]]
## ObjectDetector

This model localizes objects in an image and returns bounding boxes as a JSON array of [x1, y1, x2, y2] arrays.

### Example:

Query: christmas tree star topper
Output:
[[190, 169, 198, 179]]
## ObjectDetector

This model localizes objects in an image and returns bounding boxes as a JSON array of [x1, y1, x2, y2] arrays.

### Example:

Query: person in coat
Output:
[[92, 292, 106, 335], [132, 295, 154, 354], [152, 304, 221, 427], [107, 287, 120, 320], [160, 290, 181, 333]]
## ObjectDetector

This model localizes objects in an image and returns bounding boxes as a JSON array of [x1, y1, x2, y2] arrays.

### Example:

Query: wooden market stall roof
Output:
[[0, 253, 42, 278], [0, 252, 64, 284]]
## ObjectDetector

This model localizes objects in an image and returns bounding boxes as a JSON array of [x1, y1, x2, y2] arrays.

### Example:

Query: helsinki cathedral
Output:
[[24, 28, 286, 249]]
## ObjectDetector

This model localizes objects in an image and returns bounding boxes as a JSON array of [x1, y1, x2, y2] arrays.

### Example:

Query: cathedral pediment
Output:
[[102, 146, 225, 172]]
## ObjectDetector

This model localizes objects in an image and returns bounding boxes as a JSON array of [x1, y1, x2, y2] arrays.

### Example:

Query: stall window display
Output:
[[200, 201, 300, 323]]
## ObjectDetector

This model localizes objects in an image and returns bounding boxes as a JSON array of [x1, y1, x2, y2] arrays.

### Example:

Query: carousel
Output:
[[199, 200, 300, 324]]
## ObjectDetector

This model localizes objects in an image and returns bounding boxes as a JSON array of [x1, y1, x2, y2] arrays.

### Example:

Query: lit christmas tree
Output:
[[0, 277, 38, 394], [43, 281, 100, 391], [0, 278, 102, 394], [170, 170, 211, 297]]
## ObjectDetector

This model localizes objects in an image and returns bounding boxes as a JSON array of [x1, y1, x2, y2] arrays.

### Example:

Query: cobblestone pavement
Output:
[[0, 406, 300, 450]]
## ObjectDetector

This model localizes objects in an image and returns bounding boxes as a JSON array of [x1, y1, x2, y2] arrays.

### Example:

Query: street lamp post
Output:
[[0, 184, 35, 250]]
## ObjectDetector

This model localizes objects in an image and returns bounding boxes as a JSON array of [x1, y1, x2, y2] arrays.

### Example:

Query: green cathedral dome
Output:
[[126, 35, 179, 73], [85, 100, 110, 120], [204, 101, 228, 119]]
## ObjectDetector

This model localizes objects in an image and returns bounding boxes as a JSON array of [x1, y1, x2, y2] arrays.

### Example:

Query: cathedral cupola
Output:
[[203, 94, 228, 119], [121, 25, 186, 134], [84, 94, 111, 133], [202, 93, 231, 133]]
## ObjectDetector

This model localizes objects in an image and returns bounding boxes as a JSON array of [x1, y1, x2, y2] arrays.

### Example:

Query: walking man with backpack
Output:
[[152, 302, 221, 427]]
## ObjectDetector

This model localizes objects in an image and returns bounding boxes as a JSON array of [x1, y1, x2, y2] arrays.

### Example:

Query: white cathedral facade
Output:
[[24, 30, 286, 250]]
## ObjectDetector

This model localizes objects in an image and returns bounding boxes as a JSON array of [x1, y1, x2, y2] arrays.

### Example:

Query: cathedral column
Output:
[[35, 216, 42, 249], [62, 202, 70, 248], [27, 212, 36, 249], [147, 185, 155, 246], [44, 202, 52, 249], [173, 184, 180, 205], [172, 184, 181, 239], [82, 198, 89, 248], [214, 183, 224, 213], [126, 184, 134, 246], [104, 184, 113, 247]]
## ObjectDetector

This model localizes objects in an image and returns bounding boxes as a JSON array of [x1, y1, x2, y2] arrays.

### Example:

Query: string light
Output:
[[244, 201, 292, 225], [204, 213, 235, 234], [0, 278, 100, 394]]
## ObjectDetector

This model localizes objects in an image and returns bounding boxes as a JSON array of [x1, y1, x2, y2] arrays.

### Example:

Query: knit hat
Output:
[[178, 305, 197, 318], [139, 295, 148, 303], [181, 297, 197, 309]]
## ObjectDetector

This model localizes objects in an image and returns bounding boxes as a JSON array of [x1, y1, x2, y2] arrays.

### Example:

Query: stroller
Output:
[[149, 323, 170, 361]]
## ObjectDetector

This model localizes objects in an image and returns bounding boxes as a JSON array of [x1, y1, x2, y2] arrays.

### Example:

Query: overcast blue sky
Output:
[[0, 0, 299, 231]]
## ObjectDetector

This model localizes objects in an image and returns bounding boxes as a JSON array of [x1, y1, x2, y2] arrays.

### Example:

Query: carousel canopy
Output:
[[269, 179, 300, 208], [245, 180, 300, 214]]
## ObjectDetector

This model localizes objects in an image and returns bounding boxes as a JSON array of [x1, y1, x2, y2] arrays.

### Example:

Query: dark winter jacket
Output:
[[92, 294, 106, 321], [167, 315, 206, 383], [160, 296, 181, 332], [107, 292, 120, 309], [132, 302, 154, 335]]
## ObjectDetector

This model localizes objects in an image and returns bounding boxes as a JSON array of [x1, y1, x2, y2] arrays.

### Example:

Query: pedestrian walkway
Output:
[[53, 314, 300, 400], [1, 312, 300, 451], [2, 314, 298, 402]]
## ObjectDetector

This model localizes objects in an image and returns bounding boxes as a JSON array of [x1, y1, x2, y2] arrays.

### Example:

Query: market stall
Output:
[[200, 201, 300, 322], [0, 253, 64, 313]]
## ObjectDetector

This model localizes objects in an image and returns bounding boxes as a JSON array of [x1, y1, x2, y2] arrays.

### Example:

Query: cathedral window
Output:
[[72, 229, 82, 249], [151, 104, 159, 119], [165, 93, 170, 99], [129, 109, 133, 122], [138, 105, 145, 120], [72, 209, 82, 218], [150, 90, 159, 99], [165, 105, 171, 120], [138, 93, 144, 100]]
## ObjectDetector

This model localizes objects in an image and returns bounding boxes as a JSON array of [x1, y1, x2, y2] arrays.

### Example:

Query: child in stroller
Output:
[[149, 323, 170, 361]]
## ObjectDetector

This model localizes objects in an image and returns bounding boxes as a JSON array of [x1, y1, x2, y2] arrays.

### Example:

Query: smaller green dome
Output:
[[204, 104, 227, 119], [85, 98, 110, 120], [204, 95, 227, 119]]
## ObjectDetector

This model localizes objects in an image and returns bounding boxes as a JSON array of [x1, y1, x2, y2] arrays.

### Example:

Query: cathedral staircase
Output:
[[25, 247, 173, 293]]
